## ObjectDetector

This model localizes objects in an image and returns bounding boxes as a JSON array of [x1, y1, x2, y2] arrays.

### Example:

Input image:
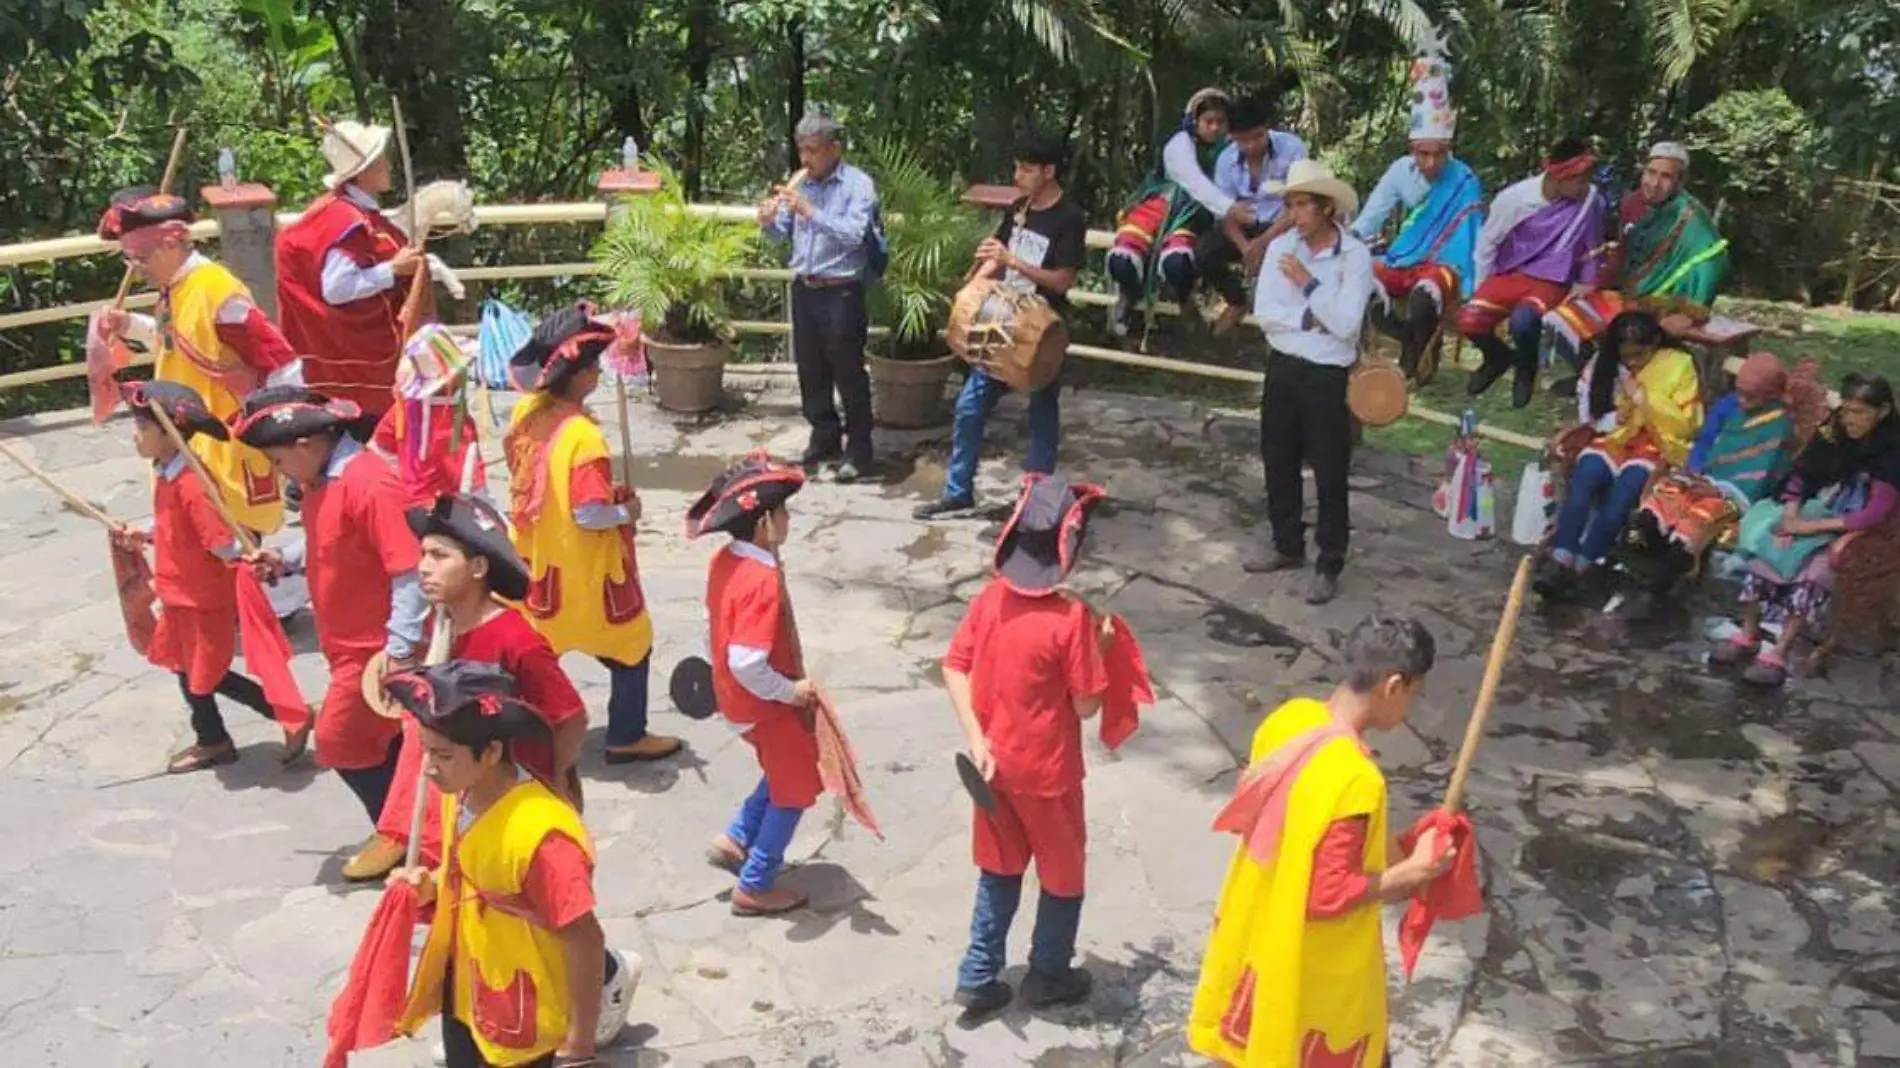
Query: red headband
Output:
[[1544, 153, 1596, 182], [120, 222, 191, 257]]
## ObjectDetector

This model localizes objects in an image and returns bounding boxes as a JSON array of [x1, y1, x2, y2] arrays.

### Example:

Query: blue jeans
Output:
[[941, 369, 1059, 503], [1551, 453, 1650, 564], [955, 871, 1083, 989], [597, 654, 650, 747], [725, 776, 805, 893]]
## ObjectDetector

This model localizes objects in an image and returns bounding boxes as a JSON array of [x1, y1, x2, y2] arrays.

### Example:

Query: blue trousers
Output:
[[597, 654, 650, 747], [725, 776, 806, 893], [1551, 453, 1650, 564], [941, 369, 1059, 503], [955, 871, 1083, 989]]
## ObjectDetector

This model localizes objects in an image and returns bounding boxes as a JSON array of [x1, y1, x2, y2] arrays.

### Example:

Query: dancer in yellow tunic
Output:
[[1189, 616, 1452, 1068], [504, 304, 682, 763], [97, 187, 298, 534]]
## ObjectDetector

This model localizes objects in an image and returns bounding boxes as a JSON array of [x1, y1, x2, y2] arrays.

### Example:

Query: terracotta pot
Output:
[[869, 353, 956, 428], [644, 337, 729, 413]]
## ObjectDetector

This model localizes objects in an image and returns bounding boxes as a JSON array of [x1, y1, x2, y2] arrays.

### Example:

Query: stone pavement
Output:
[[2, 375, 1898, 1067]]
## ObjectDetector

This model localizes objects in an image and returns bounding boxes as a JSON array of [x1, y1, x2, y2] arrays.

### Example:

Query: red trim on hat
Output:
[[686, 465, 807, 538], [229, 398, 361, 438]]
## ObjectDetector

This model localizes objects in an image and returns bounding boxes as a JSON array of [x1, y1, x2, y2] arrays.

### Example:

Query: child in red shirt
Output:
[[115, 381, 283, 773], [369, 323, 485, 507], [687, 454, 823, 917], [943, 474, 1113, 1017], [234, 386, 428, 882], [376, 491, 590, 867]]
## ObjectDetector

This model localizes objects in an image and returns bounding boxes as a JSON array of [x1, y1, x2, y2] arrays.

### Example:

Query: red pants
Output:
[[146, 604, 237, 695], [1456, 273, 1566, 338], [1113, 193, 1199, 263], [973, 787, 1086, 897], [1374, 262, 1460, 306], [317, 648, 402, 771]]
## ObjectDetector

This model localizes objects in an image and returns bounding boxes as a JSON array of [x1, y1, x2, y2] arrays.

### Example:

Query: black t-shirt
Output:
[[992, 194, 1088, 309]]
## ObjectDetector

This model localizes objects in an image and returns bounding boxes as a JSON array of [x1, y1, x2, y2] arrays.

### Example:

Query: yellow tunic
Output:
[[1599, 346, 1704, 469], [505, 392, 652, 664], [157, 260, 285, 533], [1188, 698, 1390, 1067], [399, 779, 594, 1066]]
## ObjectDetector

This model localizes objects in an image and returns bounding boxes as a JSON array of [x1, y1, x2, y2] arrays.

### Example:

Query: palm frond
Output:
[[1649, 0, 1734, 85]]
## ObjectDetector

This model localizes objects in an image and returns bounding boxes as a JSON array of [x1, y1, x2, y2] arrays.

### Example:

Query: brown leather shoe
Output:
[[706, 835, 745, 873], [342, 833, 404, 883], [731, 884, 808, 916], [604, 733, 684, 765]]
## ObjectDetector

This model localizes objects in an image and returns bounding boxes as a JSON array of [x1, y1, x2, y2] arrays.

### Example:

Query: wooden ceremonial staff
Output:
[[147, 404, 259, 557], [113, 127, 192, 306], [1440, 555, 1533, 814], [0, 438, 121, 529]]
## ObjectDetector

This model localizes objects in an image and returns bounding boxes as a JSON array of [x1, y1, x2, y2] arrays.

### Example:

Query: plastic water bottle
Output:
[[217, 147, 237, 191], [621, 137, 640, 173]]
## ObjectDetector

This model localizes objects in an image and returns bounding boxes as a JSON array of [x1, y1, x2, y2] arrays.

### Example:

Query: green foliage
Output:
[[591, 158, 758, 344], [1688, 87, 1827, 295], [861, 136, 989, 357]]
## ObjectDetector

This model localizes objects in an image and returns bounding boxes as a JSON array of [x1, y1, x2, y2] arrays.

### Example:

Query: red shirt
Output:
[[302, 446, 420, 655], [570, 456, 615, 507], [1308, 817, 1373, 919], [150, 461, 236, 611], [943, 580, 1109, 797], [521, 831, 596, 930], [211, 301, 298, 377], [452, 609, 586, 781], [706, 547, 800, 727], [370, 402, 487, 507]]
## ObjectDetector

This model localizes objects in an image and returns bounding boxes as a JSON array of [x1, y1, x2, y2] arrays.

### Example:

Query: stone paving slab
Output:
[[1, 379, 1897, 1065]]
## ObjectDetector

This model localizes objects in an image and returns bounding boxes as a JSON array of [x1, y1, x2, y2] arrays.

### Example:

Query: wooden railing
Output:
[[0, 196, 1559, 447]]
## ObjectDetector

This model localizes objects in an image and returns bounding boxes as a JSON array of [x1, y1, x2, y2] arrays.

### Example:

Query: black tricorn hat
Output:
[[381, 661, 539, 738], [406, 492, 530, 602], [684, 451, 807, 539], [229, 385, 361, 448], [509, 303, 617, 394], [993, 473, 1106, 595], [97, 186, 196, 241], [121, 380, 228, 441]]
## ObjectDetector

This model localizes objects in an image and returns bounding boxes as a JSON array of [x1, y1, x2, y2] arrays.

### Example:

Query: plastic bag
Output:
[[1510, 462, 1554, 546], [477, 298, 533, 390], [1447, 448, 1496, 540]]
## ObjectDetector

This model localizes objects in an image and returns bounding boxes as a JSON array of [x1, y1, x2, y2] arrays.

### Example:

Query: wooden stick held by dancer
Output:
[[147, 403, 259, 555], [0, 438, 121, 529], [1440, 555, 1533, 814], [113, 126, 192, 306]]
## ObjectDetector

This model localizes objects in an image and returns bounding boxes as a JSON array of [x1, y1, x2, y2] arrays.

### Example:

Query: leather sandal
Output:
[[167, 742, 238, 774]]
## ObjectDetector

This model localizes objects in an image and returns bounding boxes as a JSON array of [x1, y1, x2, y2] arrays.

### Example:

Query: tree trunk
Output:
[[683, 0, 715, 199], [783, 16, 805, 175]]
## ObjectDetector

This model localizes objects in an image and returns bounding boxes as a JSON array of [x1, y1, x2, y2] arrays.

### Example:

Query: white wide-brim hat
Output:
[[321, 120, 392, 189], [1270, 158, 1359, 218]]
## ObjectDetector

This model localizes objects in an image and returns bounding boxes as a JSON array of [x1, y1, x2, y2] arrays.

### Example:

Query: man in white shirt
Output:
[[1202, 94, 1307, 335], [1241, 161, 1376, 606]]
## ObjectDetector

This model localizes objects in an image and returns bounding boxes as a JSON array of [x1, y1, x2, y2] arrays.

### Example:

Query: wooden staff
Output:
[[1440, 555, 1533, 814], [147, 404, 258, 555], [113, 126, 192, 306], [0, 438, 120, 529]]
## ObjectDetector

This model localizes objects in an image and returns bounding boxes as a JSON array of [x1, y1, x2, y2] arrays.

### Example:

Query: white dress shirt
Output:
[[1251, 223, 1376, 368], [1160, 130, 1237, 218]]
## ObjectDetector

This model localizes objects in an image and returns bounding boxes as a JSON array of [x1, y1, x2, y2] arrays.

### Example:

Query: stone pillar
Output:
[[596, 168, 662, 199], [199, 183, 280, 318]]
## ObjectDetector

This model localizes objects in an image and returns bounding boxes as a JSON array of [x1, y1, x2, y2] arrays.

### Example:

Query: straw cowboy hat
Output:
[[1272, 159, 1360, 219], [321, 120, 391, 188]]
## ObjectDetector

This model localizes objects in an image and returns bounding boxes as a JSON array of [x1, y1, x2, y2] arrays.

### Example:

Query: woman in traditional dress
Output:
[[1534, 310, 1703, 600], [1715, 373, 1900, 686]]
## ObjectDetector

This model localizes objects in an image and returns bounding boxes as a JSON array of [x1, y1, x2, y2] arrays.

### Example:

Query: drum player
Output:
[[914, 129, 1089, 520]]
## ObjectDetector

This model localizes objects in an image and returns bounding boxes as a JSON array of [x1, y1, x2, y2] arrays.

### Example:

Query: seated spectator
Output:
[[1534, 310, 1702, 601], [1611, 352, 1822, 610], [1716, 372, 1900, 686]]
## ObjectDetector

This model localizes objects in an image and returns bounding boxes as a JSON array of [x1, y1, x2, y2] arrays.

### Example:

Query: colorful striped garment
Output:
[[1687, 393, 1796, 505]]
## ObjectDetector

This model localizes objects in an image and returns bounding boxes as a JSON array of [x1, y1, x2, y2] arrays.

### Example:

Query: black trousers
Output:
[[1260, 349, 1353, 576], [336, 733, 404, 824], [180, 671, 276, 748], [1195, 221, 1269, 305], [791, 280, 872, 465]]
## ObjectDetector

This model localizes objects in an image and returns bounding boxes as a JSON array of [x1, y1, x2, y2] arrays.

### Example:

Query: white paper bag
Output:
[[1446, 451, 1496, 540], [1510, 462, 1555, 546]]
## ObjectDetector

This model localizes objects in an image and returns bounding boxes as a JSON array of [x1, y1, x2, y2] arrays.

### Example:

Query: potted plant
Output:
[[864, 137, 991, 428], [593, 158, 757, 413]]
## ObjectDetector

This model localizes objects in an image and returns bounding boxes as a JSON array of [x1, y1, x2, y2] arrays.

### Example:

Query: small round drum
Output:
[[1347, 358, 1408, 427], [946, 278, 1068, 392]]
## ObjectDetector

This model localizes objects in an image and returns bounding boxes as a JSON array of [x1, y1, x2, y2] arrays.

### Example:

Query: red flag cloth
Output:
[[109, 533, 157, 655], [235, 567, 310, 735], [85, 308, 134, 425], [1397, 808, 1484, 981], [814, 692, 882, 839], [1210, 724, 1356, 866], [1098, 615, 1153, 751], [323, 880, 420, 1068]]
